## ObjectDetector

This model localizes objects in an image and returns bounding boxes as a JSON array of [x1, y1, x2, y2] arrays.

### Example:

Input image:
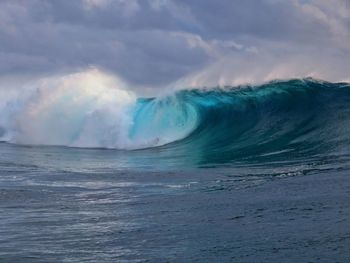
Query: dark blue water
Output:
[[1, 79, 350, 262]]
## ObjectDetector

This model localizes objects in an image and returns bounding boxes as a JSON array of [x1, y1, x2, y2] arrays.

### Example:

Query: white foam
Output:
[[0, 69, 198, 150], [0, 69, 139, 149]]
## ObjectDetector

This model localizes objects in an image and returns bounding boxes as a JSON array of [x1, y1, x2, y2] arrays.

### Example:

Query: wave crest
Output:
[[1, 76, 350, 161]]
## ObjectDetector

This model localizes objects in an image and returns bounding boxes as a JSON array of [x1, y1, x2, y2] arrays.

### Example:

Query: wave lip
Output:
[[174, 78, 350, 163], [1, 77, 350, 164]]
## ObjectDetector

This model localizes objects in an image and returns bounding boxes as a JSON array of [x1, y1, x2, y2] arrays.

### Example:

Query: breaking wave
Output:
[[1, 71, 350, 164]]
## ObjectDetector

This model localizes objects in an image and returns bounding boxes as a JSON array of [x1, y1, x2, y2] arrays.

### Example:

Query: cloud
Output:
[[0, 0, 349, 92]]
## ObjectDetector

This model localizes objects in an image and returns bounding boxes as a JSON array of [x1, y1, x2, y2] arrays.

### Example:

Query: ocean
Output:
[[1, 79, 350, 262]]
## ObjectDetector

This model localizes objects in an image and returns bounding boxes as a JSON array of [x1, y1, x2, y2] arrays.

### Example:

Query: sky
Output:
[[1, 0, 350, 93]]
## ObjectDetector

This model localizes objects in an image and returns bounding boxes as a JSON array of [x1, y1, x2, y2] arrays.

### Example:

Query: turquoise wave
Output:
[[129, 79, 350, 165], [1, 78, 350, 167]]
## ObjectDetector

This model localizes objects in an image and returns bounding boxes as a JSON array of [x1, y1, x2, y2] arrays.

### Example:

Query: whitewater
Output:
[[1, 70, 350, 262], [1, 70, 350, 165]]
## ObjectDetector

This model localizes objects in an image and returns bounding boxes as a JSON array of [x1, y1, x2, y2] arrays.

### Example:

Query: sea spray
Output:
[[0, 69, 136, 148], [1, 74, 350, 163]]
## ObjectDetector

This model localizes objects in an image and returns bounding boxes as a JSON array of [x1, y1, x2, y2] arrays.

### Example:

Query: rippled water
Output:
[[1, 79, 350, 262], [1, 142, 350, 262]]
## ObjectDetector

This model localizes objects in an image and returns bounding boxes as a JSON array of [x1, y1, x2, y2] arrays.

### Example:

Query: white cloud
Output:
[[0, 0, 349, 91]]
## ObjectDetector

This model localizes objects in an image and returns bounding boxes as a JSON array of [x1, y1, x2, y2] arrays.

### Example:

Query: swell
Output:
[[153, 79, 350, 163], [1, 77, 350, 164]]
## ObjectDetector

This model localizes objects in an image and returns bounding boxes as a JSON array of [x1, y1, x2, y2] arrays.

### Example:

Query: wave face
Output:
[[1, 76, 350, 166], [159, 79, 350, 165]]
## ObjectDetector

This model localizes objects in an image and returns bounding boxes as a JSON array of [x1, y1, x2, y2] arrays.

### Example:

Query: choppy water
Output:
[[1, 79, 350, 262]]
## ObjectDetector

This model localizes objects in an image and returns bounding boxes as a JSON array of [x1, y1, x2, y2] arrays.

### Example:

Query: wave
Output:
[[0, 70, 137, 149], [164, 78, 350, 163], [1, 72, 350, 164]]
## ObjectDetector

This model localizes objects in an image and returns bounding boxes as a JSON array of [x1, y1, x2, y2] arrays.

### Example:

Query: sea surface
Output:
[[1, 79, 350, 262]]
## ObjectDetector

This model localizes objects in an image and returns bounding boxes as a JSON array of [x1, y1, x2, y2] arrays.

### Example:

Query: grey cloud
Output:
[[0, 0, 349, 90]]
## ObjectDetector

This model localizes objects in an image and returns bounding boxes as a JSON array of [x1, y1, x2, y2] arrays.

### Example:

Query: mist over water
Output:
[[1, 70, 350, 168], [1, 70, 350, 262], [1, 0, 350, 261]]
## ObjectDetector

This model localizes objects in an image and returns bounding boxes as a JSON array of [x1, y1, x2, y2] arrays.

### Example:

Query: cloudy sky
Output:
[[1, 0, 350, 92]]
